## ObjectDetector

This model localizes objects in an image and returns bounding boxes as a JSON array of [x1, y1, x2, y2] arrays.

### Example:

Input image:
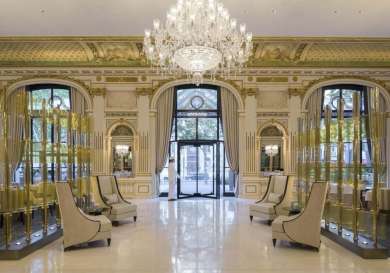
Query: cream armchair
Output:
[[55, 182, 112, 250], [272, 182, 328, 251], [249, 175, 289, 224], [94, 175, 137, 224]]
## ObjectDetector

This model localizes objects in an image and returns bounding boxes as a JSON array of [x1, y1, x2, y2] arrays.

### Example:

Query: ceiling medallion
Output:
[[143, 0, 253, 86]]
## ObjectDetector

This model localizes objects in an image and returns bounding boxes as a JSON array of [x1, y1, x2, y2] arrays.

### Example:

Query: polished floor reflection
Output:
[[1, 198, 390, 273]]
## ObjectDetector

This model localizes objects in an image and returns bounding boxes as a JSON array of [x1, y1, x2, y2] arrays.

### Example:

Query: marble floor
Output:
[[1, 198, 390, 273]]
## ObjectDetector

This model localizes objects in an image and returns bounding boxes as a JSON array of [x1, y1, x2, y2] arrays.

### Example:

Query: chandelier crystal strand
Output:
[[143, 0, 253, 86]]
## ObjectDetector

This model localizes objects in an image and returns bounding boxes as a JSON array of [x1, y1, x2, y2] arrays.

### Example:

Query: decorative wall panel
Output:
[[106, 91, 137, 109]]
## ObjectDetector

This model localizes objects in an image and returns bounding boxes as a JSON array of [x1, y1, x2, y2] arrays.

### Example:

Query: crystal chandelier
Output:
[[265, 145, 279, 157], [143, 0, 253, 86]]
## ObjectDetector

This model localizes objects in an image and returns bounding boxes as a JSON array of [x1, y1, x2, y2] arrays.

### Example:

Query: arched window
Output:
[[14, 84, 80, 184], [159, 85, 233, 198], [320, 84, 371, 184]]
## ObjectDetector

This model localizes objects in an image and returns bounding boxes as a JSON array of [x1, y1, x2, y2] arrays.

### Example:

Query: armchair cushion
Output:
[[249, 202, 275, 214], [272, 215, 300, 233], [99, 177, 114, 195], [95, 215, 112, 232], [111, 203, 137, 215], [268, 193, 282, 203], [273, 176, 288, 195], [103, 194, 119, 205]]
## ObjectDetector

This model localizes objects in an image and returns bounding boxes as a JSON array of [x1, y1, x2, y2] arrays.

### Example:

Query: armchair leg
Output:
[[133, 216, 137, 222], [272, 239, 277, 247], [249, 215, 253, 222], [107, 238, 111, 247]]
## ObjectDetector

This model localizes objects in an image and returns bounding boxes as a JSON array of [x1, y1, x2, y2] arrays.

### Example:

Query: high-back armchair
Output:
[[249, 175, 289, 223], [55, 182, 112, 250], [272, 182, 328, 250], [93, 175, 137, 224]]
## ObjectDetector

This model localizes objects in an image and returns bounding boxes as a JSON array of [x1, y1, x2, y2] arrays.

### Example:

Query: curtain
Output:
[[155, 88, 174, 193], [6, 87, 27, 183], [366, 87, 387, 179], [221, 88, 239, 195], [71, 87, 86, 114], [306, 88, 322, 130]]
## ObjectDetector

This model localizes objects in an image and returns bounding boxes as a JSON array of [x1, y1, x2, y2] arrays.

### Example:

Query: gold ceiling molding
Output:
[[2, 37, 390, 67], [105, 76, 139, 83], [256, 77, 289, 83]]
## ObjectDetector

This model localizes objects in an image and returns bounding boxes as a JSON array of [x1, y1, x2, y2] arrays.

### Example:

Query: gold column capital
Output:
[[242, 88, 258, 97], [288, 87, 305, 98], [135, 87, 152, 96], [90, 87, 107, 97]]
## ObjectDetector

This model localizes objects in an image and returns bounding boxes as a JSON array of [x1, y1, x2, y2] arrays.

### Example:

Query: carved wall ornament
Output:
[[257, 119, 289, 136], [91, 87, 107, 97], [288, 87, 306, 98], [111, 125, 133, 136], [105, 76, 138, 83], [242, 88, 258, 96], [135, 87, 153, 97], [256, 77, 289, 83], [260, 125, 284, 137]]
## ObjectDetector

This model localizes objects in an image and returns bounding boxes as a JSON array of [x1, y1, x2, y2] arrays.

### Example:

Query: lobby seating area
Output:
[[249, 175, 290, 223], [56, 182, 112, 250], [94, 176, 138, 224], [2, 0, 390, 271]]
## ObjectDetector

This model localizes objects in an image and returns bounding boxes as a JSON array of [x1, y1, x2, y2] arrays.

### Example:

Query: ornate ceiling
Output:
[[1, 0, 390, 36], [1, 37, 390, 68]]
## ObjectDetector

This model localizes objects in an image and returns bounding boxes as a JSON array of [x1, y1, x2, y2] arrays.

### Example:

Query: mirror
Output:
[[111, 125, 134, 177], [259, 125, 284, 175]]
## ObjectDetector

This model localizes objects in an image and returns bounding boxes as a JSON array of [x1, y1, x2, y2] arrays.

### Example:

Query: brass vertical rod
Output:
[[337, 98, 344, 234], [370, 88, 380, 246], [352, 92, 361, 242], [314, 108, 321, 181], [297, 117, 303, 208], [296, 119, 301, 207], [324, 105, 331, 228], [76, 114, 82, 204], [55, 109, 62, 227], [2, 89, 12, 248], [304, 113, 311, 204], [67, 112, 73, 189], [24, 92, 33, 242], [41, 100, 48, 235], [85, 116, 91, 208]]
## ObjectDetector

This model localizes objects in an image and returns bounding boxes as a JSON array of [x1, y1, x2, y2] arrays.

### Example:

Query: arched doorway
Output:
[[159, 84, 234, 199]]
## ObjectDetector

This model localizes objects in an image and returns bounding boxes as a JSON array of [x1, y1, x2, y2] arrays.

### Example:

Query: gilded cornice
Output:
[[2, 36, 390, 68]]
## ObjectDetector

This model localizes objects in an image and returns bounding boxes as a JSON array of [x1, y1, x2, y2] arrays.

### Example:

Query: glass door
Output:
[[178, 142, 219, 199]]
